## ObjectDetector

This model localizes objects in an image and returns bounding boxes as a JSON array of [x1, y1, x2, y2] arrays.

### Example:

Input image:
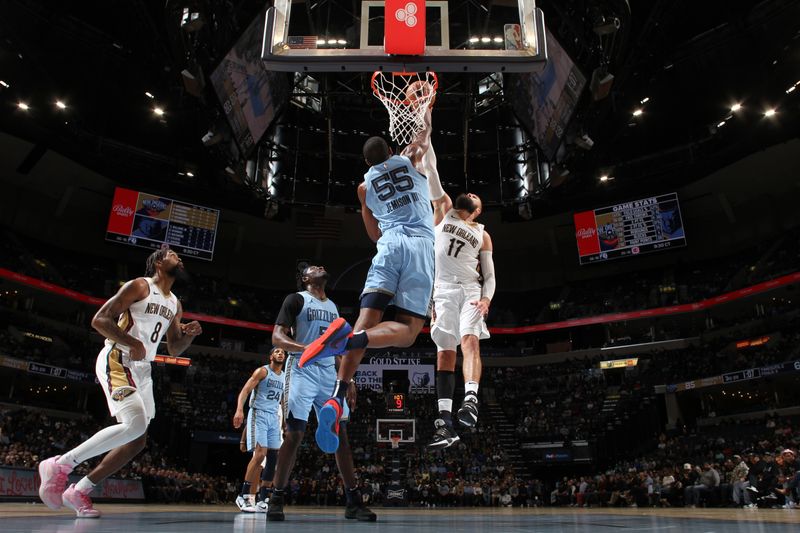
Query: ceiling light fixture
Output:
[[0, 80, 9, 88], [55, 100, 66, 110], [493, 37, 503, 43], [640, 97, 649, 104], [730, 103, 742, 112], [316, 39, 326, 45], [153, 107, 165, 116], [599, 175, 609, 182], [481, 37, 491, 43], [145, 91, 155, 99], [186, 171, 194, 177], [17, 102, 29, 111], [469, 37, 479, 44], [764, 108, 776, 117], [632, 108, 643, 117]]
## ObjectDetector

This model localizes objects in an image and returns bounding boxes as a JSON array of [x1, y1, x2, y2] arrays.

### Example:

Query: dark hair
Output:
[[363, 136, 390, 165], [145, 245, 169, 277]]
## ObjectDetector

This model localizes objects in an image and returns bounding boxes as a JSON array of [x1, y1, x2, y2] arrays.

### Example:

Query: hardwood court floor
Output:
[[2, 503, 799, 532]]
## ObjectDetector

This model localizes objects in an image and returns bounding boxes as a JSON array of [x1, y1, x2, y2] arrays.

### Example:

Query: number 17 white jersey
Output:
[[103, 277, 179, 362], [434, 209, 484, 286]]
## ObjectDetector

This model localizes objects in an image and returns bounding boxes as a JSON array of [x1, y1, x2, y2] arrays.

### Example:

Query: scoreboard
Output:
[[574, 192, 686, 265], [106, 187, 219, 261]]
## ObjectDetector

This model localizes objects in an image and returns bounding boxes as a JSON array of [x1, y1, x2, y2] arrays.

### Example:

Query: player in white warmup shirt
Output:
[[37, 246, 202, 517], [422, 144, 496, 449]]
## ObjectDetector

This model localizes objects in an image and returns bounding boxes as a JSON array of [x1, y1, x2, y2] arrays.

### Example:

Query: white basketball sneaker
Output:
[[256, 499, 269, 513]]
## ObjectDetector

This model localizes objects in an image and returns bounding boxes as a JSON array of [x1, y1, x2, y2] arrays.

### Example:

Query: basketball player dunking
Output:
[[267, 265, 376, 522], [37, 246, 202, 517], [232, 347, 285, 513], [297, 108, 446, 455], [423, 143, 495, 449]]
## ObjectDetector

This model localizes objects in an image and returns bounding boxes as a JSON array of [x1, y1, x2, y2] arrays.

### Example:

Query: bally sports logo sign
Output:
[[112, 204, 134, 218]]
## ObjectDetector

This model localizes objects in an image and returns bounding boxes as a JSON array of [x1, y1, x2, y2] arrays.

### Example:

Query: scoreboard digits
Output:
[[574, 192, 686, 265], [106, 187, 219, 261]]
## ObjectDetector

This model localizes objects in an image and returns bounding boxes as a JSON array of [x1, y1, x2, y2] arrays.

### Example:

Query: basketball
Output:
[[405, 80, 436, 108]]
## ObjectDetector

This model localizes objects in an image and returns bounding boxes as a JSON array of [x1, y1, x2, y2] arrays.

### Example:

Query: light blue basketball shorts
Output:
[[362, 232, 434, 318]]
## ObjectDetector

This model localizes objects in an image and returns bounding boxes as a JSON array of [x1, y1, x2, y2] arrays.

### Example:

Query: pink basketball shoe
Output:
[[62, 484, 101, 518], [37, 456, 72, 510]]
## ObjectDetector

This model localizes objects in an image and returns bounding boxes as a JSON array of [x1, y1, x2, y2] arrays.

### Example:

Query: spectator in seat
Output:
[[684, 463, 720, 508], [730, 455, 751, 507]]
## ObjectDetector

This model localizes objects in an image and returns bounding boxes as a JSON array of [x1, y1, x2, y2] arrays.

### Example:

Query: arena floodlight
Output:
[[730, 103, 742, 112], [17, 102, 29, 111]]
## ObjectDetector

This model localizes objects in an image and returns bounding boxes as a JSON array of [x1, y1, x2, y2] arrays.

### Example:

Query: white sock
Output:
[[75, 476, 95, 493], [438, 398, 453, 413], [465, 381, 479, 396], [57, 455, 78, 468]]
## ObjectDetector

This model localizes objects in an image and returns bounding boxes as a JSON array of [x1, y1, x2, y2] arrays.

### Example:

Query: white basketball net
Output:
[[371, 71, 438, 146]]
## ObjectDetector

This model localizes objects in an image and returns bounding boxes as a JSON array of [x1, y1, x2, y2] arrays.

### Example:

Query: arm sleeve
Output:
[[479, 250, 496, 301], [275, 293, 304, 328], [422, 143, 446, 201]]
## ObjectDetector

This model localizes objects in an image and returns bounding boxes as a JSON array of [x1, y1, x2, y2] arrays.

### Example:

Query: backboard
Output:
[[376, 418, 416, 443], [262, 0, 547, 73]]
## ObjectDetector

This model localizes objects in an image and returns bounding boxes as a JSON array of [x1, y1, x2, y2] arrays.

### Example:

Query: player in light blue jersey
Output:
[[233, 347, 285, 512], [299, 108, 448, 454], [267, 265, 375, 522]]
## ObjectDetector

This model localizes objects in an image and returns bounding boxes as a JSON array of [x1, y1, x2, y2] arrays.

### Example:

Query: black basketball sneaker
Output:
[[457, 394, 479, 427], [266, 490, 284, 521], [344, 490, 377, 522], [428, 418, 460, 449]]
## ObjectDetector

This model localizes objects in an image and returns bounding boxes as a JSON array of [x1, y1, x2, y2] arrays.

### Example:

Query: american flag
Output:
[[287, 36, 318, 49], [295, 214, 342, 240]]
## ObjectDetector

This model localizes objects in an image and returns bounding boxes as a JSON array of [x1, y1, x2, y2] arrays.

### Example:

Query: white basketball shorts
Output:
[[95, 344, 156, 422], [430, 282, 490, 352]]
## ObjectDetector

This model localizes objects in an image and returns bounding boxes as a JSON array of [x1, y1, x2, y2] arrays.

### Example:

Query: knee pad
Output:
[[261, 449, 279, 481], [285, 411, 307, 433]]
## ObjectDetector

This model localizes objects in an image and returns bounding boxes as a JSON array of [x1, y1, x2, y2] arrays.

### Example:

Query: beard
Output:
[[166, 264, 190, 284], [454, 193, 477, 214]]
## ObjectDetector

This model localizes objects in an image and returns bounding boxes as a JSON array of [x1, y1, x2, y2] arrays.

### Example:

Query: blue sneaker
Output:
[[298, 317, 352, 368], [315, 398, 343, 453]]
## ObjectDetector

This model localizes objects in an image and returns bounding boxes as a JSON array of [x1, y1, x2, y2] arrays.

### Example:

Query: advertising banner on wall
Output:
[[0, 467, 144, 500], [354, 354, 435, 394]]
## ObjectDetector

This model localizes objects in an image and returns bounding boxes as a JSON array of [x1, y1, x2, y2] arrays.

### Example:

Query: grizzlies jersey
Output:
[[249, 365, 284, 415], [435, 209, 484, 286], [364, 154, 434, 241], [104, 277, 178, 362], [278, 291, 339, 367]]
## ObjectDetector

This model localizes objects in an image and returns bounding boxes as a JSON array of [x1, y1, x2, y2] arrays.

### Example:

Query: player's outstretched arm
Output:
[[166, 301, 203, 356], [401, 107, 432, 167], [358, 182, 382, 243], [471, 231, 495, 317], [422, 142, 451, 226], [91, 278, 150, 360], [233, 367, 268, 429]]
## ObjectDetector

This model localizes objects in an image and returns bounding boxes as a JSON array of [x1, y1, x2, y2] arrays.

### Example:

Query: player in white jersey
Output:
[[232, 347, 285, 513], [37, 245, 202, 517], [422, 144, 496, 449]]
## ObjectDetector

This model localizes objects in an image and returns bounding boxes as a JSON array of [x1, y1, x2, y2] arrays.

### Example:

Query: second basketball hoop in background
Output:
[[371, 71, 438, 146]]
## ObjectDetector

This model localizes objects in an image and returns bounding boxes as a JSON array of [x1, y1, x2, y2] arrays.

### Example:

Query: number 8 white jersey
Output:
[[434, 209, 484, 286], [104, 277, 179, 362]]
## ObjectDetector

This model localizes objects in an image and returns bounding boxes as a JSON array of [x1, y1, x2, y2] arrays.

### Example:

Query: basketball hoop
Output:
[[371, 71, 438, 146], [390, 434, 402, 449]]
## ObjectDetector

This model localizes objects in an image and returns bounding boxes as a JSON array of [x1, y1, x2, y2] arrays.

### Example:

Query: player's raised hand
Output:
[[233, 409, 244, 429], [470, 298, 490, 317], [181, 321, 203, 336], [129, 339, 147, 361]]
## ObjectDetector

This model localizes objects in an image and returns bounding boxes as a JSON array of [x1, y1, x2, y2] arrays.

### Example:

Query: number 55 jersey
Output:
[[362, 154, 435, 318]]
